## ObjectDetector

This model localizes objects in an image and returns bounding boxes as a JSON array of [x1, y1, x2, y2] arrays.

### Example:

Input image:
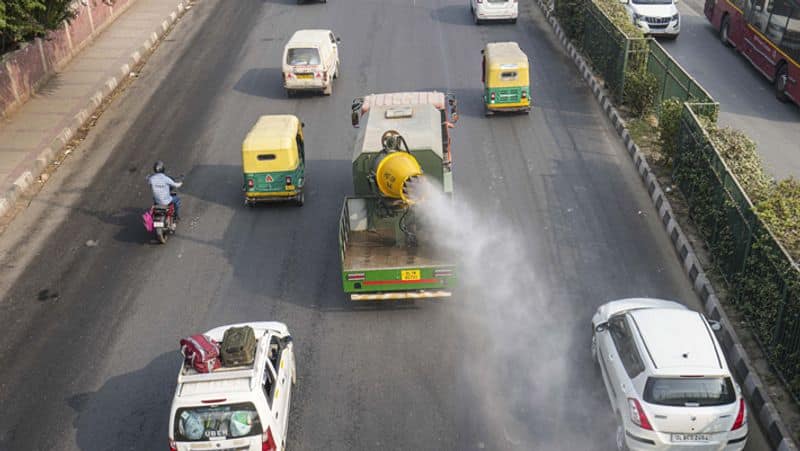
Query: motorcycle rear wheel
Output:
[[156, 228, 168, 244]]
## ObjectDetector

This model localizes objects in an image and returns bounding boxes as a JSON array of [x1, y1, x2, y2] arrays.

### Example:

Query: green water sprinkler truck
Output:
[[339, 92, 459, 301]]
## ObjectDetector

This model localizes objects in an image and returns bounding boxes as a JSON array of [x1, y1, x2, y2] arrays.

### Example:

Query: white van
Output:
[[168, 322, 296, 451], [282, 29, 340, 96], [470, 0, 518, 24], [621, 0, 680, 38]]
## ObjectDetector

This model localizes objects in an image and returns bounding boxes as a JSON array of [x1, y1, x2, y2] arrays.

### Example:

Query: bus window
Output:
[[766, 0, 791, 42], [781, 7, 800, 61]]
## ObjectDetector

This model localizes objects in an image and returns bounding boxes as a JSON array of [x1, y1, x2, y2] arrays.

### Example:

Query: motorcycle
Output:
[[144, 176, 183, 244]]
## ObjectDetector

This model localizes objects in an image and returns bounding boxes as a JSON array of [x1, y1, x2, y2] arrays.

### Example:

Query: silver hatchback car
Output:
[[591, 298, 748, 451]]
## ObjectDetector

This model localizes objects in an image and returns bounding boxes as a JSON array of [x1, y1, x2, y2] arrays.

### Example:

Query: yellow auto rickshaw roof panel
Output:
[[484, 42, 529, 70], [242, 115, 300, 171]]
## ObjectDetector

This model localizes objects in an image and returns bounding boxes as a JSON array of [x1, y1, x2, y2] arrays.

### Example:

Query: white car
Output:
[[591, 299, 748, 451], [169, 322, 297, 451], [470, 0, 518, 24], [621, 0, 680, 38], [283, 29, 340, 96]]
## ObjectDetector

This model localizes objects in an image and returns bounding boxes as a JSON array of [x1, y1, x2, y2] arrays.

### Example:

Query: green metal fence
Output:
[[579, 0, 647, 99], [675, 104, 800, 398], [646, 40, 716, 110]]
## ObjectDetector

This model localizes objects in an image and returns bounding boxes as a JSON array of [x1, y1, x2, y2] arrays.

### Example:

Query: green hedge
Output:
[[0, 1, 75, 54]]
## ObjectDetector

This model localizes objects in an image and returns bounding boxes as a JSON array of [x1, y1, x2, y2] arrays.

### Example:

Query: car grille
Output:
[[645, 16, 671, 26]]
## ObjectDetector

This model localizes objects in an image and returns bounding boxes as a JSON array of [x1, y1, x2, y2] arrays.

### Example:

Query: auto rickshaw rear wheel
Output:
[[295, 192, 305, 206]]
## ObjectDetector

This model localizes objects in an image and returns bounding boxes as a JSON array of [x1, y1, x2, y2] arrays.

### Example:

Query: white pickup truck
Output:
[[168, 322, 297, 451]]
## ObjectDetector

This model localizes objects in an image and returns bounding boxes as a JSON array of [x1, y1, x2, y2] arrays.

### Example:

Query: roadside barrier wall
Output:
[[0, 0, 134, 119]]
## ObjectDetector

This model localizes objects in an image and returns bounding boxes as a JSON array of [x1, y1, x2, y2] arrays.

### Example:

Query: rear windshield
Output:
[[174, 402, 262, 442], [286, 48, 320, 66], [644, 377, 736, 407]]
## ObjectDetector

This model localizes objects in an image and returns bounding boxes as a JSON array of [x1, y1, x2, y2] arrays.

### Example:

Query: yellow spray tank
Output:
[[371, 130, 424, 206]]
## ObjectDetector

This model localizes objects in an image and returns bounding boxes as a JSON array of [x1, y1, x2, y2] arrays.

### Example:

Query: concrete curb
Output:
[[0, 1, 189, 219], [532, 0, 797, 448]]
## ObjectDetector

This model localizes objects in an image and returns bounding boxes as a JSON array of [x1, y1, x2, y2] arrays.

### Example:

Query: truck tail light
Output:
[[347, 273, 365, 281], [731, 398, 746, 430], [169, 439, 177, 451], [628, 398, 653, 430], [262, 427, 277, 451], [285, 176, 293, 185]]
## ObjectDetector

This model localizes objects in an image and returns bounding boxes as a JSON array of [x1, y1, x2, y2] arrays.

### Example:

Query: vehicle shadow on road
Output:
[[432, 5, 474, 26], [233, 67, 287, 100], [67, 351, 178, 451]]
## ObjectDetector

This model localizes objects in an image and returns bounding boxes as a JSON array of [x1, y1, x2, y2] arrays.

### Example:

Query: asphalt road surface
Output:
[[663, 0, 800, 179], [0, 0, 771, 449]]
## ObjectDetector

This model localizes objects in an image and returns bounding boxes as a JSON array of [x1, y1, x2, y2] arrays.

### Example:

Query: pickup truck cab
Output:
[[168, 322, 296, 451]]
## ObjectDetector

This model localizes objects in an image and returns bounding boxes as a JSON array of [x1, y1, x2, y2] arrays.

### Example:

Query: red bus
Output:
[[704, 0, 800, 105]]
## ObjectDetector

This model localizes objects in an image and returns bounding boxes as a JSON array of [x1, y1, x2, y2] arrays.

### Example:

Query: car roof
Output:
[[287, 29, 332, 46], [628, 309, 726, 375]]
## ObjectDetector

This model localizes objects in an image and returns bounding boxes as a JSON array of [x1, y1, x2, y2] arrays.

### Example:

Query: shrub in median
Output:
[[757, 178, 800, 260], [624, 69, 658, 117], [706, 125, 772, 203], [554, 0, 586, 42]]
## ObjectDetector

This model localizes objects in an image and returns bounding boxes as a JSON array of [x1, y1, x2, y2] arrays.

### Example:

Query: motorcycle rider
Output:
[[147, 160, 183, 220]]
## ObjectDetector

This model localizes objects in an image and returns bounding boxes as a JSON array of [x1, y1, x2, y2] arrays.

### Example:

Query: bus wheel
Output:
[[775, 64, 790, 103], [720, 15, 731, 46]]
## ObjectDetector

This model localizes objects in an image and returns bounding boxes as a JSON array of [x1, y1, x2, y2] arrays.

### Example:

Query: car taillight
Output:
[[247, 179, 254, 188], [285, 72, 294, 79], [285, 176, 293, 185], [628, 398, 652, 430], [316, 72, 323, 79], [169, 439, 177, 451], [731, 398, 746, 430], [262, 427, 277, 451]]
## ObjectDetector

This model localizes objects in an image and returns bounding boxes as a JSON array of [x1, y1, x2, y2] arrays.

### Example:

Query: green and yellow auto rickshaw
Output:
[[482, 41, 531, 115], [242, 115, 306, 206]]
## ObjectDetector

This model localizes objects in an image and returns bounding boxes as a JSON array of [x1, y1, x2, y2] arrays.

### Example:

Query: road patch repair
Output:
[[529, 0, 798, 449], [0, 0, 195, 222]]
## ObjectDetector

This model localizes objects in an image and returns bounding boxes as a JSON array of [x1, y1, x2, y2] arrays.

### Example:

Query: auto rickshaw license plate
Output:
[[297, 73, 313, 79], [401, 270, 421, 281]]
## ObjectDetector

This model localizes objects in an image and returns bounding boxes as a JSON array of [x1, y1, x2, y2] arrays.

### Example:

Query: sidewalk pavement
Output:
[[0, 0, 191, 218]]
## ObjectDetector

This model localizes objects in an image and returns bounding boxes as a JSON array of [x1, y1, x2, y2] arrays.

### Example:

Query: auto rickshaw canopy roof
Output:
[[242, 115, 301, 172], [484, 41, 529, 71]]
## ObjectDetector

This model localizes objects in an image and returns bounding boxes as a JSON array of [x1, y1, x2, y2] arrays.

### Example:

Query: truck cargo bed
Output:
[[343, 229, 448, 270]]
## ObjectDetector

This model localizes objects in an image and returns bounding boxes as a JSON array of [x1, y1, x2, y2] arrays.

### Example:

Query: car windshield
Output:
[[644, 377, 736, 406], [287, 48, 320, 66], [174, 402, 262, 442]]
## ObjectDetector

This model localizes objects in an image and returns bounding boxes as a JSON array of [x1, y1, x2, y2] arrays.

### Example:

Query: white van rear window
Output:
[[287, 48, 320, 66], [174, 402, 262, 442]]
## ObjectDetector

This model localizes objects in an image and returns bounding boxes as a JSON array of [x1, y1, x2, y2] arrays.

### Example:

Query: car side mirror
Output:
[[708, 320, 722, 331], [336, 37, 341, 42], [301, 122, 305, 128], [281, 335, 293, 346], [595, 322, 608, 333]]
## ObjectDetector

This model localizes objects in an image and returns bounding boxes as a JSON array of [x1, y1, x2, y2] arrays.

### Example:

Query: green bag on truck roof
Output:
[[221, 326, 257, 367]]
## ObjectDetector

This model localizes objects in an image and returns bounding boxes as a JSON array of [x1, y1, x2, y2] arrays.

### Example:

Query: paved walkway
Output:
[[0, 0, 189, 216]]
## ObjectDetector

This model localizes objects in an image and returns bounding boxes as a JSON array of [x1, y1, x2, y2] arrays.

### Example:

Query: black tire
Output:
[[720, 15, 731, 46], [156, 228, 167, 244], [511, 18, 517, 24], [473, 12, 481, 25], [296, 192, 305, 206], [775, 63, 790, 103]]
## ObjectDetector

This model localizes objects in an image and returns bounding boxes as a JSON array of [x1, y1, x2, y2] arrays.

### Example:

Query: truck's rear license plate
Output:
[[671, 433, 710, 442], [401, 270, 421, 281]]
